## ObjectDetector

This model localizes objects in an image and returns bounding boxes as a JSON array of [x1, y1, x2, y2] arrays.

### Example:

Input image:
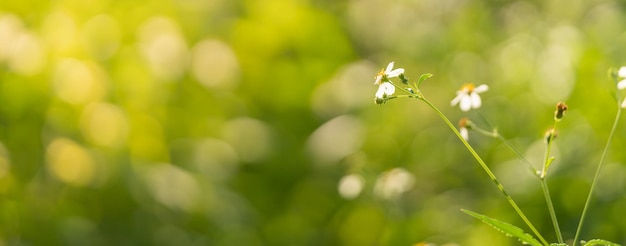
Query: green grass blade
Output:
[[462, 209, 543, 246], [582, 239, 621, 246]]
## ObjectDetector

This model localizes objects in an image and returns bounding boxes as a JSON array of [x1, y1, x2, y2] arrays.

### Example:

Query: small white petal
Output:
[[375, 86, 385, 98], [460, 127, 469, 141], [618, 79, 626, 90], [387, 68, 404, 78], [385, 62, 395, 73], [618, 66, 626, 78], [622, 99, 626, 108], [375, 82, 395, 98], [470, 92, 482, 109], [374, 75, 382, 85], [450, 92, 463, 106], [460, 95, 472, 111], [382, 82, 395, 95], [474, 84, 489, 93]]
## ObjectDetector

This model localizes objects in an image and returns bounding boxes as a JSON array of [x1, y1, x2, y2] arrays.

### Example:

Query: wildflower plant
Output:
[[366, 61, 624, 245]]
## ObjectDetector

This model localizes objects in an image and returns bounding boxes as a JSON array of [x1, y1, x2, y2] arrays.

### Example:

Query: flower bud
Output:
[[554, 102, 568, 121], [458, 118, 472, 141], [458, 117, 472, 129], [374, 97, 385, 105], [545, 128, 557, 144], [399, 73, 409, 84]]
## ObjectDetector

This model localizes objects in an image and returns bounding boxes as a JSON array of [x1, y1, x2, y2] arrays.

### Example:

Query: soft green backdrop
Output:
[[0, 0, 625, 245]]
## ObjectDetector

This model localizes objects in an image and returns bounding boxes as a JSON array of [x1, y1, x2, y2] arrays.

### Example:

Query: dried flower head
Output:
[[555, 102, 568, 121]]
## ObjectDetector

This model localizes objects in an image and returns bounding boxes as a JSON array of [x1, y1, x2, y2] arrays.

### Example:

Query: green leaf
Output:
[[583, 239, 621, 246], [550, 244, 567, 246], [461, 209, 542, 246], [417, 73, 433, 87], [545, 156, 556, 170]]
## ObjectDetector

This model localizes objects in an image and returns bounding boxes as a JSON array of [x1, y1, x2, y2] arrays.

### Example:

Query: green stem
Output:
[[541, 120, 563, 243], [420, 97, 549, 246], [471, 125, 498, 138], [573, 106, 622, 245], [541, 121, 559, 179], [541, 179, 563, 243], [475, 110, 562, 241], [495, 134, 539, 176], [474, 111, 538, 176]]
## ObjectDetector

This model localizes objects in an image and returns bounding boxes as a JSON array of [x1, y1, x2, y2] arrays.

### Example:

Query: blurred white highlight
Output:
[[338, 174, 365, 199], [307, 115, 364, 165], [373, 167, 415, 200]]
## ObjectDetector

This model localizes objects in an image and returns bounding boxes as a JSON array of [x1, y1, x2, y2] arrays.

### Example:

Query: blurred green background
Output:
[[1, 0, 626, 245]]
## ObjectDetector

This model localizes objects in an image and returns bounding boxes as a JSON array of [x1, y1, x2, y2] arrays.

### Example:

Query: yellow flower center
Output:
[[461, 83, 475, 93], [375, 68, 386, 79]]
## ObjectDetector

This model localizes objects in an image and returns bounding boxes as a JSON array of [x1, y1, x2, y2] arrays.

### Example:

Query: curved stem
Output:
[[541, 121, 559, 179], [573, 106, 622, 245], [541, 179, 563, 243], [495, 134, 539, 176], [474, 111, 539, 175], [541, 120, 563, 243], [477, 110, 562, 242], [420, 97, 549, 246]]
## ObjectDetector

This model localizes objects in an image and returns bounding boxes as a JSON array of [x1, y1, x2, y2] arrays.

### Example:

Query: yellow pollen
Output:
[[461, 83, 475, 93], [375, 68, 386, 78]]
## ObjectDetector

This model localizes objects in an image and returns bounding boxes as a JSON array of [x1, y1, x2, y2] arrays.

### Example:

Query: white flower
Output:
[[338, 174, 364, 200], [375, 82, 395, 99], [450, 83, 489, 111], [617, 67, 626, 108], [460, 126, 469, 141], [458, 117, 470, 141], [374, 61, 404, 85]]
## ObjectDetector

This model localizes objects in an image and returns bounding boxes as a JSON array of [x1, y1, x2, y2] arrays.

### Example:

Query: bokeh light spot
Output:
[[191, 39, 240, 90], [41, 11, 79, 54], [221, 117, 272, 163], [192, 138, 239, 181], [0, 14, 24, 62], [338, 173, 364, 200], [46, 138, 96, 186], [53, 59, 107, 105], [311, 61, 376, 118], [80, 103, 128, 148], [144, 164, 200, 212], [532, 44, 576, 104], [82, 14, 121, 60], [307, 115, 364, 165], [138, 17, 188, 81], [373, 167, 415, 200], [8, 32, 46, 75]]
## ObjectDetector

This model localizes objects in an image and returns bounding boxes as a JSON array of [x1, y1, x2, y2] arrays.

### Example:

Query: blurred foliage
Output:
[[0, 0, 626, 245]]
